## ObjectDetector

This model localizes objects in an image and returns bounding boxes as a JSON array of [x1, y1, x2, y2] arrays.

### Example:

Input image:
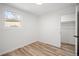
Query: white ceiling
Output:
[[7, 3, 75, 15]]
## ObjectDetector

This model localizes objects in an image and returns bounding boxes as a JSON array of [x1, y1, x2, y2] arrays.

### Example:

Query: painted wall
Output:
[[61, 21, 75, 44], [0, 4, 5, 52], [39, 6, 75, 47], [39, 14, 61, 47], [0, 4, 38, 53]]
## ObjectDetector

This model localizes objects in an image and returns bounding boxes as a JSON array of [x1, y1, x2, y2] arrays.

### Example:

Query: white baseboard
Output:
[[0, 41, 36, 56]]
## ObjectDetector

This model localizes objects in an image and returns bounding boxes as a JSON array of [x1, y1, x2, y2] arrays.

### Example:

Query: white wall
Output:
[[0, 4, 5, 52], [0, 4, 38, 54], [39, 14, 61, 47], [39, 5, 75, 47], [61, 21, 75, 44]]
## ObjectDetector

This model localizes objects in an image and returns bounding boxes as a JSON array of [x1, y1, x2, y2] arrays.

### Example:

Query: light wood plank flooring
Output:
[[2, 41, 75, 56]]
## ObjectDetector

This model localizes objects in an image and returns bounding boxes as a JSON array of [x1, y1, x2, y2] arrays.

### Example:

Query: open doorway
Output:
[[61, 14, 76, 55]]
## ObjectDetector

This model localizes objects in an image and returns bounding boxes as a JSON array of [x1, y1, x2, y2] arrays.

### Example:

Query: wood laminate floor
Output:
[[2, 41, 75, 56]]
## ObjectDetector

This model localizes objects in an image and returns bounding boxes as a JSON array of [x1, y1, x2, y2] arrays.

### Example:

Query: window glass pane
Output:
[[5, 11, 15, 19], [4, 10, 22, 27], [5, 22, 21, 27]]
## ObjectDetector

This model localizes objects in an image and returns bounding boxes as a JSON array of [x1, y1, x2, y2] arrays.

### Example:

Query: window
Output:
[[4, 10, 22, 27]]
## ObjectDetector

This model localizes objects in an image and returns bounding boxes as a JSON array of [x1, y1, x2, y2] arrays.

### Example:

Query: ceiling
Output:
[[7, 3, 75, 16]]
